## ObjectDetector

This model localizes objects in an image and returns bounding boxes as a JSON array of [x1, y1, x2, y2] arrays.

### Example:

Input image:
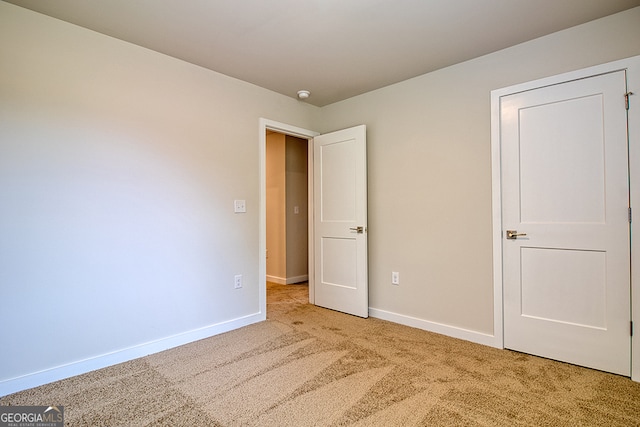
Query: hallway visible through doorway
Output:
[[265, 130, 310, 306]]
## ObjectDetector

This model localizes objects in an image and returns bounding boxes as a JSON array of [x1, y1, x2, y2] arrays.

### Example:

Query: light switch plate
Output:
[[234, 200, 246, 213]]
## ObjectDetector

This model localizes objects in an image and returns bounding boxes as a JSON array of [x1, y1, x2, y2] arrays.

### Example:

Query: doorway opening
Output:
[[265, 130, 309, 306], [259, 119, 369, 319], [259, 119, 319, 319]]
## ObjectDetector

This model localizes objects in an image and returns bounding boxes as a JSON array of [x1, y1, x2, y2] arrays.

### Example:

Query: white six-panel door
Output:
[[313, 125, 368, 318], [501, 71, 631, 375]]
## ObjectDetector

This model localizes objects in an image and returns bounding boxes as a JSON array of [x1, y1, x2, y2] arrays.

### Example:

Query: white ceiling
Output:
[[5, 0, 640, 106]]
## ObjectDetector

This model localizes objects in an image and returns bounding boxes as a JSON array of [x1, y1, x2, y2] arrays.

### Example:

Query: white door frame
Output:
[[491, 55, 640, 381], [259, 118, 319, 318]]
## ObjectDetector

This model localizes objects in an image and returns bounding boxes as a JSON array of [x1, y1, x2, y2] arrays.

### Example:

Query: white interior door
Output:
[[501, 71, 631, 375], [314, 125, 368, 317]]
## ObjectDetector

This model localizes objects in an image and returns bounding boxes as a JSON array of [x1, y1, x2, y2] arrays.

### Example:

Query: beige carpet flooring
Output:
[[2, 282, 640, 426]]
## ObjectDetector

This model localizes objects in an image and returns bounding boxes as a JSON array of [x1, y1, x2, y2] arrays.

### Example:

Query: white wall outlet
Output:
[[234, 200, 246, 213], [392, 271, 400, 285], [234, 274, 243, 289]]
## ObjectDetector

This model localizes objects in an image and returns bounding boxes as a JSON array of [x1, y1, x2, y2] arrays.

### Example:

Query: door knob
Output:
[[349, 226, 365, 234], [506, 230, 527, 240]]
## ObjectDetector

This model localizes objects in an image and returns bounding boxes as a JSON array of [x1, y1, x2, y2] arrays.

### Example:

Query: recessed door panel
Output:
[[320, 141, 357, 222], [520, 247, 606, 328], [519, 95, 606, 224], [320, 237, 357, 289]]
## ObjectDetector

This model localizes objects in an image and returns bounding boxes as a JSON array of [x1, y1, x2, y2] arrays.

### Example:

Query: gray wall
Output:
[[285, 136, 308, 281], [319, 7, 640, 335], [0, 2, 318, 394]]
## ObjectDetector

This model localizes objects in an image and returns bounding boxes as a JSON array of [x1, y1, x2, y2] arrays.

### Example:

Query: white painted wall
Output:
[[319, 7, 640, 343], [0, 2, 318, 395], [266, 132, 287, 280]]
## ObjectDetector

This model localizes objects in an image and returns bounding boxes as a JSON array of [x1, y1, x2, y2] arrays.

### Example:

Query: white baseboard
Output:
[[285, 275, 308, 284], [0, 312, 265, 397], [267, 275, 286, 284], [266, 274, 308, 285], [369, 308, 502, 349]]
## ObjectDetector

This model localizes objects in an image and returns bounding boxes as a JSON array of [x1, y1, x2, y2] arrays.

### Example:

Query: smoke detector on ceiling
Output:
[[297, 90, 310, 100]]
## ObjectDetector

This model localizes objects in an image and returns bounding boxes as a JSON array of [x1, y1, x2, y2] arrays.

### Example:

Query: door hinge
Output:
[[629, 207, 632, 223], [625, 92, 634, 110], [631, 321, 634, 337]]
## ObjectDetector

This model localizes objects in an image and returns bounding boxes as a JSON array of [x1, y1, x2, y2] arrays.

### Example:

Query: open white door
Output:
[[501, 71, 631, 375], [313, 125, 368, 317]]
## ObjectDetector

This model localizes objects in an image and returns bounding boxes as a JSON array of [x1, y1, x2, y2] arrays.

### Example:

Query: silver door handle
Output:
[[349, 226, 364, 234], [506, 230, 527, 240]]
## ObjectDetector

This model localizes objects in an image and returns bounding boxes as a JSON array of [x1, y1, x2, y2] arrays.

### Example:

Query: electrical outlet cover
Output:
[[392, 272, 400, 285]]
